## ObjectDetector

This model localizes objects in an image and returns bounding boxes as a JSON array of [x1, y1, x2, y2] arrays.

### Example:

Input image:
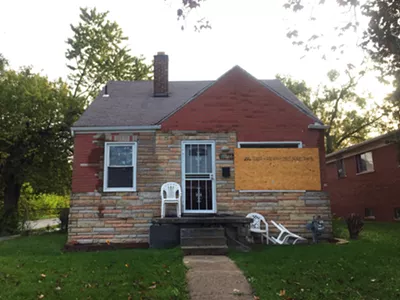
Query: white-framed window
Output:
[[356, 151, 374, 174], [237, 141, 302, 148], [103, 142, 137, 192]]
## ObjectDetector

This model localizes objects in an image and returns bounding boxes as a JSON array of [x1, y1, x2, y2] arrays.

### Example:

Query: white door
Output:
[[181, 141, 216, 213]]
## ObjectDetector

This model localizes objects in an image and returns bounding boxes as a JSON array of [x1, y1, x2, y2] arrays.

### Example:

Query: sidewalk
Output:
[[184, 256, 254, 300]]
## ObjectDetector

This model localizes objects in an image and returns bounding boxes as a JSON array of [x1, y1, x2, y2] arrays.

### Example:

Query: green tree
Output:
[[283, 0, 400, 123], [0, 54, 7, 73], [0, 66, 83, 218], [66, 7, 152, 103], [278, 70, 391, 153]]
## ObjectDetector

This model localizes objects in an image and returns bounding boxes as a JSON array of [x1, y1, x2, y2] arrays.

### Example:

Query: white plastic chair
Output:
[[160, 182, 182, 218], [246, 213, 269, 244], [269, 220, 307, 245]]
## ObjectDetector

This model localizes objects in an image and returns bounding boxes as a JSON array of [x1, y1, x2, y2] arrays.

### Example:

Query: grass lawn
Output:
[[0, 234, 188, 300], [230, 222, 400, 300]]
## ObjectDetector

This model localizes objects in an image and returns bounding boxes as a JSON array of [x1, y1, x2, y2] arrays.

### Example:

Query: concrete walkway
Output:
[[184, 256, 254, 300]]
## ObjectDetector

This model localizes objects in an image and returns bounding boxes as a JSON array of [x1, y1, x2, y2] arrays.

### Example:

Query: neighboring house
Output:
[[68, 52, 332, 246], [326, 131, 400, 221]]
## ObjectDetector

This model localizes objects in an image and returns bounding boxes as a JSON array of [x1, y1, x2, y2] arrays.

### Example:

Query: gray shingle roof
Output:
[[73, 79, 322, 128]]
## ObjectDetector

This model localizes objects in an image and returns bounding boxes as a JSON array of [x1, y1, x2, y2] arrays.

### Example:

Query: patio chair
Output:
[[269, 220, 307, 245], [160, 182, 182, 218], [246, 213, 269, 244]]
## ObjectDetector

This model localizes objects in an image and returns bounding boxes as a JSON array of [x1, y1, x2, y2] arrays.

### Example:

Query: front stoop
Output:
[[181, 228, 228, 255]]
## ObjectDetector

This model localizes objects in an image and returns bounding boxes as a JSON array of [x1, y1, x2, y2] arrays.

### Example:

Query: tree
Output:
[[66, 7, 152, 103], [283, 0, 400, 123], [278, 70, 392, 153], [0, 54, 7, 73], [0, 66, 84, 218]]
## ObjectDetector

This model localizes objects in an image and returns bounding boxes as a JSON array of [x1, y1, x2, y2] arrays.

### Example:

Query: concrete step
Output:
[[180, 227, 225, 238], [181, 236, 227, 247], [182, 245, 228, 255]]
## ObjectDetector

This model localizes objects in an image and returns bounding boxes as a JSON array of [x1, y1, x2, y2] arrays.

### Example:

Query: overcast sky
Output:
[[0, 0, 393, 100]]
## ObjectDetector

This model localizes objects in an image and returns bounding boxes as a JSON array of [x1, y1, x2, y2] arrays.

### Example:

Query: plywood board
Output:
[[234, 148, 321, 191]]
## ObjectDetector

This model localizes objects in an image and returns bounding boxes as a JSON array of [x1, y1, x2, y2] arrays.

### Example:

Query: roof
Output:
[[73, 69, 322, 128], [326, 130, 400, 160]]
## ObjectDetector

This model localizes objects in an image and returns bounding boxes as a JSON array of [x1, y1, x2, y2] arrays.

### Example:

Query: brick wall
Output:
[[69, 131, 332, 245], [327, 142, 400, 221], [160, 66, 327, 188]]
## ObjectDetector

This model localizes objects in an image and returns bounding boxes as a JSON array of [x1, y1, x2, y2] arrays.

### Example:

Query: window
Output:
[[336, 159, 346, 178], [104, 142, 137, 192], [356, 152, 374, 173], [238, 142, 302, 148], [365, 208, 374, 217], [394, 208, 400, 220]]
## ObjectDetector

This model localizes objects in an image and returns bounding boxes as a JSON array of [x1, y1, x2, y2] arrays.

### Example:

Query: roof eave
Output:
[[308, 124, 329, 130], [71, 125, 161, 136]]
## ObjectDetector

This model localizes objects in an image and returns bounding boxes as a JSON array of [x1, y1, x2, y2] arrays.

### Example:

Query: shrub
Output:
[[19, 183, 69, 220], [346, 213, 364, 239]]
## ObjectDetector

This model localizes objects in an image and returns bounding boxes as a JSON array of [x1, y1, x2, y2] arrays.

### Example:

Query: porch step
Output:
[[181, 236, 227, 247], [181, 245, 228, 255], [180, 227, 225, 238], [180, 227, 228, 255]]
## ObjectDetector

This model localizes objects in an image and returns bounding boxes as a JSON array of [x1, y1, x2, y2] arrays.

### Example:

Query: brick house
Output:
[[326, 131, 400, 221], [68, 52, 332, 246]]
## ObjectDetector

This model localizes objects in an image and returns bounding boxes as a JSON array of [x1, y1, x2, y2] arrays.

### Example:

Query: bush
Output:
[[346, 213, 364, 239], [0, 183, 69, 236], [19, 183, 69, 220]]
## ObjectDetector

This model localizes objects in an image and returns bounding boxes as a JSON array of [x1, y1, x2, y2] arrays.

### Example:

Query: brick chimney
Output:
[[153, 52, 169, 97]]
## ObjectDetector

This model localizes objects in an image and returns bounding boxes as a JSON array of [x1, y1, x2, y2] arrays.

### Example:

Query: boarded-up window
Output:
[[234, 148, 321, 191]]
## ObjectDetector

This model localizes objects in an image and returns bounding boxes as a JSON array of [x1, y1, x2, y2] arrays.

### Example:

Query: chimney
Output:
[[153, 52, 169, 97]]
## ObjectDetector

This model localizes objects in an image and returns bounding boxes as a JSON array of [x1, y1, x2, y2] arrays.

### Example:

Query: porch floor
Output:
[[151, 215, 251, 225]]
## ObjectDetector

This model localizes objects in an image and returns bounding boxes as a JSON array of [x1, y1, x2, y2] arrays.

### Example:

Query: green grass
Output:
[[230, 222, 400, 300], [0, 234, 188, 300]]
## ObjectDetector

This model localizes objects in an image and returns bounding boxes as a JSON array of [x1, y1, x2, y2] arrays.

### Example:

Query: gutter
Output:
[[71, 125, 161, 136], [308, 123, 330, 130]]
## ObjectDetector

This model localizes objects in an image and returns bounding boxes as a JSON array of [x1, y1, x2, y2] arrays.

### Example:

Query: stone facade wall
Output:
[[68, 131, 332, 245]]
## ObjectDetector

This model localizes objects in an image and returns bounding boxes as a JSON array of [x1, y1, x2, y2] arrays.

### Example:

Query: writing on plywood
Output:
[[234, 148, 321, 191]]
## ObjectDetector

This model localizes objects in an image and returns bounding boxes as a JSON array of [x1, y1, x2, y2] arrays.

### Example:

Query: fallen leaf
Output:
[[149, 284, 157, 289]]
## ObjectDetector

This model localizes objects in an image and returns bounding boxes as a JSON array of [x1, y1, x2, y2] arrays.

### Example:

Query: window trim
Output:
[[355, 151, 374, 175], [103, 142, 137, 192], [237, 141, 303, 148]]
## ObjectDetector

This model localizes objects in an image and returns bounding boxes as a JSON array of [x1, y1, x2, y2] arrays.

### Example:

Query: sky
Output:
[[0, 0, 393, 101]]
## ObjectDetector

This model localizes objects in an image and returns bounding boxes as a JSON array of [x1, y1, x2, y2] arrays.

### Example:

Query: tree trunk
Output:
[[3, 174, 22, 215], [326, 133, 334, 154]]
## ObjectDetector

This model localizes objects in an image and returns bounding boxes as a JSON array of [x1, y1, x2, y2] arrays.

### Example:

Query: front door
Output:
[[182, 141, 216, 213]]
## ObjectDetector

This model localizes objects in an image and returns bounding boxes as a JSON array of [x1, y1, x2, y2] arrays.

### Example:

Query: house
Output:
[[68, 52, 332, 247], [326, 131, 400, 221]]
